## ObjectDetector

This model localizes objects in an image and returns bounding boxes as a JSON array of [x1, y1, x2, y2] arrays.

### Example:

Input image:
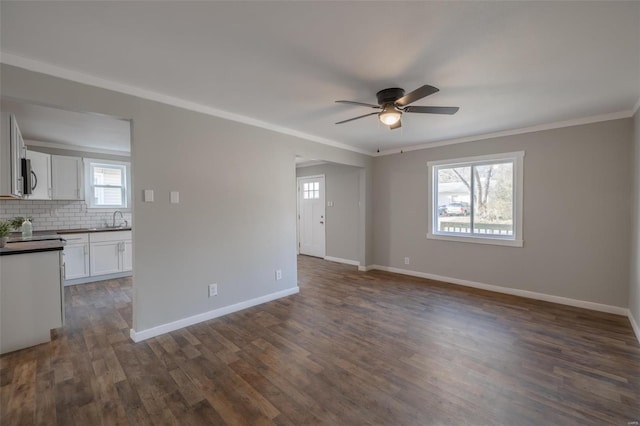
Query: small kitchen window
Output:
[[85, 159, 130, 209]]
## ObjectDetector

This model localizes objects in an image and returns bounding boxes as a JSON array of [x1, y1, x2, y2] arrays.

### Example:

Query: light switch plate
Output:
[[144, 189, 154, 202], [170, 191, 179, 204]]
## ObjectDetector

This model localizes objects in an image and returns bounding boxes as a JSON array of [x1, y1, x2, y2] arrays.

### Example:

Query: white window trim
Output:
[[427, 151, 524, 247], [84, 158, 131, 210]]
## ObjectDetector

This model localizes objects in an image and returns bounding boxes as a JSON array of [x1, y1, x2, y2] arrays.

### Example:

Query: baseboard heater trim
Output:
[[324, 256, 360, 266], [65, 271, 132, 286], [130, 286, 300, 342], [365, 265, 628, 317]]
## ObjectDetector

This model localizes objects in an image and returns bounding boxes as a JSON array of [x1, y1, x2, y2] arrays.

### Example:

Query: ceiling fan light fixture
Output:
[[378, 105, 401, 126]]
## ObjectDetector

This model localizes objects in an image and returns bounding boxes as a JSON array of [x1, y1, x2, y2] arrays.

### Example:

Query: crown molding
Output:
[[25, 139, 130, 157], [373, 110, 635, 156], [0, 51, 373, 156], [2, 52, 635, 158]]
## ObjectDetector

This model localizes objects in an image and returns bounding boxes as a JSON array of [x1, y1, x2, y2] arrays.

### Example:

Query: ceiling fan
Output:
[[335, 85, 459, 130]]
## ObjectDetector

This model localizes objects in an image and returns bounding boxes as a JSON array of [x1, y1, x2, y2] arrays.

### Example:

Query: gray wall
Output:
[[297, 163, 361, 262], [372, 119, 633, 308], [0, 64, 372, 332], [631, 111, 640, 327]]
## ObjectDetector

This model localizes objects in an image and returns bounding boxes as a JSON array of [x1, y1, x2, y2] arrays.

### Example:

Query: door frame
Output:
[[296, 174, 326, 257]]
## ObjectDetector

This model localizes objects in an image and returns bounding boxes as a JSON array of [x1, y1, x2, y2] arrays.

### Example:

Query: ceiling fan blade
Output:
[[390, 120, 402, 130], [404, 106, 459, 115], [394, 85, 439, 107], [335, 100, 381, 109], [335, 112, 378, 125]]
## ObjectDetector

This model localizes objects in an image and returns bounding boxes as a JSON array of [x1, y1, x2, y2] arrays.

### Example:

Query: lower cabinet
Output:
[[63, 230, 132, 284], [1, 250, 64, 354], [89, 231, 132, 276], [63, 233, 90, 280], [90, 240, 123, 275], [123, 240, 133, 272]]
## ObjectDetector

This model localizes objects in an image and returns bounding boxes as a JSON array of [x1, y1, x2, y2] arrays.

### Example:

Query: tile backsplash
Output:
[[0, 199, 132, 231]]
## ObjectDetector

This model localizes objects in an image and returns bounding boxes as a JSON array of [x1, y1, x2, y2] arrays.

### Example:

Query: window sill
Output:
[[427, 233, 523, 247]]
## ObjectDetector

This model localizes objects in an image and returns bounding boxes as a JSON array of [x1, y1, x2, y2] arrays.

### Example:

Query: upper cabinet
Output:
[[0, 113, 26, 198], [25, 150, 52, 200], [51, 155, 84, 200]]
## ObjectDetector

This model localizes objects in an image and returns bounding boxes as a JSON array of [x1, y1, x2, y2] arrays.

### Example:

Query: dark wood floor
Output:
[[1, 256, 639, 425]]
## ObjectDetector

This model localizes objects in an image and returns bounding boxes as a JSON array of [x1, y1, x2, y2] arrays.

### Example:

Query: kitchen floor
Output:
[[1, 257, 639, 425]]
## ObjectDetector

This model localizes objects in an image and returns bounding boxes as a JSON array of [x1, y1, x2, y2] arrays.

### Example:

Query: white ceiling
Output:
[[1, 98, 131, 153], [1, 1, 638, 154]]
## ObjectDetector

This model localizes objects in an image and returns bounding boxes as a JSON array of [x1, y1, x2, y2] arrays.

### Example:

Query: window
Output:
[[303, 182, 320, 199], [428, 151, 524, 247], [85, 159, 130, 209]]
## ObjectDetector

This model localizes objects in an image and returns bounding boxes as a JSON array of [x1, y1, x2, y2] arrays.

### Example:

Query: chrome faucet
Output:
[[113, 210, 124, 227]]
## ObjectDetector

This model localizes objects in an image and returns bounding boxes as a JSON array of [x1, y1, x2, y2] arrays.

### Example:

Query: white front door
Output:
[[298, 176, 325, 258]]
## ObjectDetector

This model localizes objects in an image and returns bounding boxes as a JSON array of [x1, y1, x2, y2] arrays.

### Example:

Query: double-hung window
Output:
[[428, 151, 524, 247], [85, 159, 130, 209]]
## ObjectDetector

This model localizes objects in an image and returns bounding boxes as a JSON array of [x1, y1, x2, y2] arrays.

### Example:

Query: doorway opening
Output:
[[295, 156, 365, 268], [297, 174, 326, 258], [0, 97, 134, 330]]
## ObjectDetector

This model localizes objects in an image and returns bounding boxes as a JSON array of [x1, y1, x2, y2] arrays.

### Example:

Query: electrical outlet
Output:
[[208, 283, 218, 297], [404, 257, 410, 265], [275, 270, 282, 280]]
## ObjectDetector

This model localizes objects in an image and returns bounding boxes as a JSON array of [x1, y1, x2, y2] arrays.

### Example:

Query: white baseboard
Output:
[[129, 286, 299, 342], [65, 271, 132, 286], [324, 256, 360, 267], [358, 265, 374, 272], [629, 311, 640, 344], [367, 265, 628, 316]]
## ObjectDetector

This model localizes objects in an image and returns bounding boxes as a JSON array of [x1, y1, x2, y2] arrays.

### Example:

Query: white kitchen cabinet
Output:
[[51, 155, 83, 200], [63, 233, 90, 280], [1, 250, 64, 354], [90, 241, 122, 275], [0, 113, 26, 198], [122, 240, 133, 272], [25, 149, 52, 200], [89, 231, 132, 277]]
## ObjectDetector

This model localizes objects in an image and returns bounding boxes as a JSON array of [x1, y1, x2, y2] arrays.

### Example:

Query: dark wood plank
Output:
[[1, 255, 639, 425]]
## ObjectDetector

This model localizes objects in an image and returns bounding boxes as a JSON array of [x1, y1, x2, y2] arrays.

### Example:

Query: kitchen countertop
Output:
[[0, 239, 65, 256], [55, 227, 132, 234], [1, 227, 131, 256], [8, 227, 132, 237]]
